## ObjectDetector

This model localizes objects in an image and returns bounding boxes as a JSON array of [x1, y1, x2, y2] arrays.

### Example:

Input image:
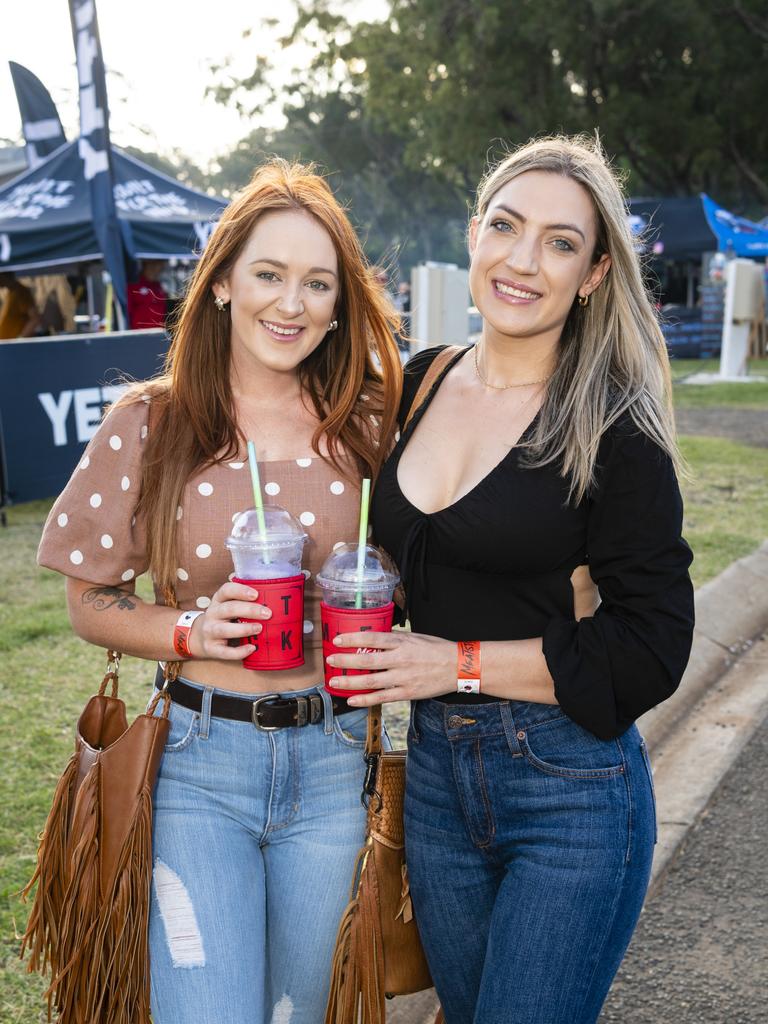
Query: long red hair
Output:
[[126, 160, 402, 591]]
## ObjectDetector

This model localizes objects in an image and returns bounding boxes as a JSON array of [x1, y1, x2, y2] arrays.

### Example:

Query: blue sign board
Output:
[[0, 330, 168, 505]]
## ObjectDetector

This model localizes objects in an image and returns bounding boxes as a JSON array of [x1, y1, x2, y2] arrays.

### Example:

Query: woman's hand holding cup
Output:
[[187, 581, 272, 661], [327, 629, 456, 706]]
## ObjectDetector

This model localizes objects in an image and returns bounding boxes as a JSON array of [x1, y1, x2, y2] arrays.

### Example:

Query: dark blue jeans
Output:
[[404, 698, 656, 1024]]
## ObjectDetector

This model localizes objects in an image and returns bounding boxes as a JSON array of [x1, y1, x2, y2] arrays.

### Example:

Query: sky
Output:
[[0, 0, 387, 169]]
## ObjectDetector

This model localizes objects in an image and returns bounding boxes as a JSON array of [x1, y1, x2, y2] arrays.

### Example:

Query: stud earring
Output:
[[328, 319, 338, 331], [214, 295, 228, 311], [578, 293, 589, 307]]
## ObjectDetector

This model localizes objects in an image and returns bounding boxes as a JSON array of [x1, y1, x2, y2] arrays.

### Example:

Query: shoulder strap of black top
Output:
[[403, 345, 464, 433]]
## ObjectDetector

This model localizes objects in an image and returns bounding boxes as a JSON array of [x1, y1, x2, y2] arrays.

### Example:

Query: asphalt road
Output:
[[599, 712, 768, 1024]]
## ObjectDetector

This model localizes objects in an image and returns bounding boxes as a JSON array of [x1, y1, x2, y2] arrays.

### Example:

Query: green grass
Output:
[[1, 428, 767, 1019], [670, 357, 768, 408], [678, 435, 768, 579]]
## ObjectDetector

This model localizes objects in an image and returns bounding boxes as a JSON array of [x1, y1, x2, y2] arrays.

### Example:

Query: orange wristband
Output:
[[173, 610, 203, 659], [457, 640, 481, 694]]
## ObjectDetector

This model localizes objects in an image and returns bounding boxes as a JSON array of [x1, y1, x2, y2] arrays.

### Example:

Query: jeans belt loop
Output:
[[318, 687, 336, 735]]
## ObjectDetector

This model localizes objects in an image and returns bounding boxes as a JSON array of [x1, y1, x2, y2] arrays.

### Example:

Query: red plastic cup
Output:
[[233, 574, 305, 671], [321, 600, 395, 696]]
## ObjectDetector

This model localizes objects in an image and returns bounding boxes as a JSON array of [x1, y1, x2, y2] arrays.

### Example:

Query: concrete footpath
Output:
[[600, 710, 768, 1023], [388, 542, 768, 1024]]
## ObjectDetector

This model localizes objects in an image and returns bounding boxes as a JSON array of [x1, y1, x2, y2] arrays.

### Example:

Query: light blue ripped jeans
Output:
[[146, 677, 373, 1024]]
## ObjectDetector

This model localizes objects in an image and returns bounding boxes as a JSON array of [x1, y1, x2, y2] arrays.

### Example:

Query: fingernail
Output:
[[253, 624, 262, 633], [326, 656, 336, 666], [348, 697, 360, 706], [333, 636, 344, 646], [249, 590, 259, 599], [261, 608, 272, 618]]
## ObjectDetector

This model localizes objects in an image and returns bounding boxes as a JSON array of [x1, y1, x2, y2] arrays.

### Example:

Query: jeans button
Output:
[[517, 730, 526, 740], [447, 715, 464, 729]]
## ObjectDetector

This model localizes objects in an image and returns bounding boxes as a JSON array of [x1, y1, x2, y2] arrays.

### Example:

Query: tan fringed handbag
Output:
[[20, 650, 172, 1024], [325, 346, 460, 1024], [325, 707, 434, 1023]]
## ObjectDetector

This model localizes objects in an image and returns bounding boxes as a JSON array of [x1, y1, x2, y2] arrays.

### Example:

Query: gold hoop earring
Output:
[[578, 293, 589, 307]]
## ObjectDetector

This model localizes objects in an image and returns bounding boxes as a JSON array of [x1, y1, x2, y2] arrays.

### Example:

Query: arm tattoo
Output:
[[82, 586, 138, 611]]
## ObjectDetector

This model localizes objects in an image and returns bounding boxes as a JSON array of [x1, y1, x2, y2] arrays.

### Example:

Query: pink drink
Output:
[[225, 506, 307, 671]]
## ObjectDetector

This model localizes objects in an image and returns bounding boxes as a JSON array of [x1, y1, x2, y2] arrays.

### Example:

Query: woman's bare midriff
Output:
[[178, 643, 326, 695]]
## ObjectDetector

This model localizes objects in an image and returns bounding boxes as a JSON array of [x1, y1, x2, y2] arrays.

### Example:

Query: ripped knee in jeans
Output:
[[153, 859, 206, 969], [271, 994, 295, 1022]]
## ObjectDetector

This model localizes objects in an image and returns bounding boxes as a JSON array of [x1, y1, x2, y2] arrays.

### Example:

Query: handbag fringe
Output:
[[325, 843, 386, 1024], [20, 750, 80, 990], [21, 765, 154, 1024]]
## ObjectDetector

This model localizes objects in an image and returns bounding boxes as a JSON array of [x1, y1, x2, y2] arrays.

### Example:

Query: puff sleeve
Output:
[[542, 422, 695, 740], [37, 398, 151, 586]]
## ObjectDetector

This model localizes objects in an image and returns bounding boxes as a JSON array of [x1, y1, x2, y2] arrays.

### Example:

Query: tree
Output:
[[208, 79, 468, 271], [260, 0, 768, 208]]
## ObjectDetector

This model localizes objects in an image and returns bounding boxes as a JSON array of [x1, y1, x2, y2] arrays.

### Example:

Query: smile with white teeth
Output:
[[494, 282, 541, 300], [261, 320, 302, 336]]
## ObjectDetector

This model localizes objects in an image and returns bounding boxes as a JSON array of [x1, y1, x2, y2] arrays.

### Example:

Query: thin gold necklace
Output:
[[473, 344, 550, 390]]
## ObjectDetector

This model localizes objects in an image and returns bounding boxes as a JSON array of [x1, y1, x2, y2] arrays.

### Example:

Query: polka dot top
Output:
[[37, 397, 363, 659]]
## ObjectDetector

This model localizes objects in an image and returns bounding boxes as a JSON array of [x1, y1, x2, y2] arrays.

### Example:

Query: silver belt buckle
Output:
[[251, 694, 280, 731]]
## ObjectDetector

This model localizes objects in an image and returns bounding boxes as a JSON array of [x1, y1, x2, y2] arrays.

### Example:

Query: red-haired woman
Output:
[[37, 160, 402, 1023]]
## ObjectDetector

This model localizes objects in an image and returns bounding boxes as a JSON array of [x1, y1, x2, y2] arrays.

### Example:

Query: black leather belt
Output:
[[154, 671, 352, 731]]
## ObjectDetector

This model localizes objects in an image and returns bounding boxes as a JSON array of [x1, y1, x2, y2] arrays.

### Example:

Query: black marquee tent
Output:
[[0, 140, 226, 274], [627, 197, 717, 262]]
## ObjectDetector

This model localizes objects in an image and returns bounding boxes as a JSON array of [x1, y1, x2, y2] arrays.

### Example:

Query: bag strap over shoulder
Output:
[[403, 345, 465, 433]]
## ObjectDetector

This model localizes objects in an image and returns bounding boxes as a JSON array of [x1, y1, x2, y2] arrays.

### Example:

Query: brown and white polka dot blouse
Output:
[[37, 397, 363, 666]]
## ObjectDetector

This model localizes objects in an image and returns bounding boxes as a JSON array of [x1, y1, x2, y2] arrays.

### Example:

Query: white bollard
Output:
[[410, 262, 469, 354], [720, 259, 761, 379]]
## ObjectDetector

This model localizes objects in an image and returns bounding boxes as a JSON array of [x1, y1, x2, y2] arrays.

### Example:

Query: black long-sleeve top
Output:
[[370, 346, 695, 740]]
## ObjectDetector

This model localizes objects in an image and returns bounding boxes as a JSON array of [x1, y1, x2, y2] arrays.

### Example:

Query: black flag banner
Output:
[[8, 62, 67, 170], [68, 0, 129, 313]]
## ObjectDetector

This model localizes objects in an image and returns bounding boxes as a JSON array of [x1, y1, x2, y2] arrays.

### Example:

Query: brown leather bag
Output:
[[21, 652, 171, 1024], [325, 346, 461, 1023], [325, 707, 432, 1023]]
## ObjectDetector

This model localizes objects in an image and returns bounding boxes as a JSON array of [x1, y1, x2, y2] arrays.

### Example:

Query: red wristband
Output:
[[457, 640, 481, 694], [173, 610, 203, 659]]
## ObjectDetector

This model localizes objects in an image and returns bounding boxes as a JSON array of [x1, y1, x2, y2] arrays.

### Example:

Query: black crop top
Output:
[[370, 346, 695, 740]]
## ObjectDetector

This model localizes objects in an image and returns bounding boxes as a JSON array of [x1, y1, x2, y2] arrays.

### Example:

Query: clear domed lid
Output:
[[226, 505, 307, 551], [316, 543, 399, 590]]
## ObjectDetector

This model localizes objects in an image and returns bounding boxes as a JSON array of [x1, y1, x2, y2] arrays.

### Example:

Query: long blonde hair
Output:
[[126, 160, 402, 591], [474, 134, 680, 503]]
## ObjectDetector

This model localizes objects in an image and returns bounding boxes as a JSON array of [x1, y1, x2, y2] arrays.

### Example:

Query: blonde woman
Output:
[[326, 136, 694, 1023]]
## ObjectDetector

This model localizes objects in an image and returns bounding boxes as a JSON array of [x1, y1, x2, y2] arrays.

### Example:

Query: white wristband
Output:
[[457, 678, 481, 695]]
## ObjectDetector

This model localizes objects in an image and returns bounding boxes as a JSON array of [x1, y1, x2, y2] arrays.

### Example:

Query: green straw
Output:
[[247, 441, 268, 558], [355, 478, 371, 608]]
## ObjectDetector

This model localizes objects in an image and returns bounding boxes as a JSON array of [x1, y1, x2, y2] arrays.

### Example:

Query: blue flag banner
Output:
[[9, 62, 67, 170], [68, 0, 128, 312], [0, 142, 224, 273], [701, 194, 768, 258]]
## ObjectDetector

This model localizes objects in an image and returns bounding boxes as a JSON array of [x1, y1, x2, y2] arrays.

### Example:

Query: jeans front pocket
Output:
[[639, 738, 658, 844], [516, 713, 626, 779], [332, 706, 369, 748], [160, 700, 201, 754]]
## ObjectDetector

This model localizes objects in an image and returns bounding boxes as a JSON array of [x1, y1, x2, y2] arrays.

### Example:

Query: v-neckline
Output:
[[394, 347, 543, 518]]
